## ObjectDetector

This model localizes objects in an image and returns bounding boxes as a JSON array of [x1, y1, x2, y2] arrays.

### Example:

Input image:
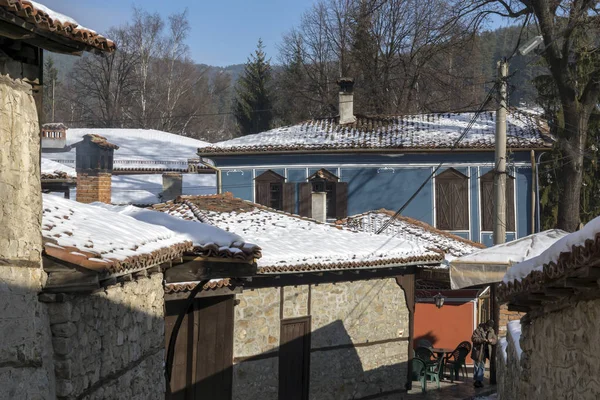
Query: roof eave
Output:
[[198, 146, 552, 157]]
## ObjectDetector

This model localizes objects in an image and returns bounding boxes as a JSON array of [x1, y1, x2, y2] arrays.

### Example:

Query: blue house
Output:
[[198, 97, 551, 246]]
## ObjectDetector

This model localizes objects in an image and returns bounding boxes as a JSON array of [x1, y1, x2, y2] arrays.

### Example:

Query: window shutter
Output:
[[436, 168, 468, 230], [299, 183, 312, 217], [282, 183, 296, 214], [255, 181, 270, 206], [334, 182, 348, 219], [506, 177, 515, 231]]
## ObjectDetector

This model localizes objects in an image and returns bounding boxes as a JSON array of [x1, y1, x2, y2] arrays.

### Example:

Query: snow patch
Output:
[[503, 217, 600, 283], [508, 319, 523, 360]]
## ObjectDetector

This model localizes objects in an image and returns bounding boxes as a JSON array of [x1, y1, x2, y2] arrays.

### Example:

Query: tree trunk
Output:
[[557, 109, 588, 232]]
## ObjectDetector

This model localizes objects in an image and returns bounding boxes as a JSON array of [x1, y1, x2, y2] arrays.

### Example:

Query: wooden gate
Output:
[[279, 317, 311, 400], [165, 296, 234, 400]]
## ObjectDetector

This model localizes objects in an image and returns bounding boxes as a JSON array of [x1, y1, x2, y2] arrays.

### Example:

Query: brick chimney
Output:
[[41, 123, 68, 150], [337, 77, 356, 125], [75, 134, 119, 204], [162, 172, 183, 202]]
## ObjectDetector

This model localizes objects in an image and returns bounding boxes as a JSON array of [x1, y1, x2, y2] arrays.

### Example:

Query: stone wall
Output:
[[498, 298, 600, 400], [44, 273, 166, 400], [232, 278, 409, 400], [0, 73, 56, 399]]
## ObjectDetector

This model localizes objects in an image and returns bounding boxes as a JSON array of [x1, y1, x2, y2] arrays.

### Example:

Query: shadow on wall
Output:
[[168, 316, 410, 400], [0, 272, 167, 400], [414, 331, 439, 349]]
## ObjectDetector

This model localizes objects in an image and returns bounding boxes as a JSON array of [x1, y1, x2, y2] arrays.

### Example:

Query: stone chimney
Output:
[[162, 172, 183, 202], [75, 134, 119, 204], [41, 123, 68, 150], [337, 77, 356, 125]]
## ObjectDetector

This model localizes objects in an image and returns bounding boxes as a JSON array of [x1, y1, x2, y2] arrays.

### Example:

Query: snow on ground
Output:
[[503, 216, 600, 283], [202, 110, 548, 152], [42, 194, 188, 261], [508, 320, 523, 360], [41, 158, 76, 178], [201, 207, 441, 271], [98, 204, 246, 250], [45, 128, 211, 170]]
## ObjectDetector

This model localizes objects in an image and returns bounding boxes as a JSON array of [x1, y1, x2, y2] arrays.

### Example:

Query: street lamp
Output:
[[433, 293, 445, 309]]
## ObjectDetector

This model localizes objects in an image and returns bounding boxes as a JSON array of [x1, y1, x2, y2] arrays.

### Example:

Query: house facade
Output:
[[198, 109, 551, 246], [148, 194, 446, 399]]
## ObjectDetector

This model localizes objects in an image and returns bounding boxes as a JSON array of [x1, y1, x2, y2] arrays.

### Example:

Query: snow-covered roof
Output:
[[42, 194, 260, 276], [450, 229, 569, 289], [150, 194, 443, 274], [42, 194, 192, 274], [501, 216, 600, 293], [0, 1, 115, 52], [199, 110, 551, 155], [96, 203, 261, 261], [340, 210, 484, 259], [41, 158, 76, 180], [44, 128, 211, 172]]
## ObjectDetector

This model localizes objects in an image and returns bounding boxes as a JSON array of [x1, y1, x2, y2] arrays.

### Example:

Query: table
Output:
[[430, 348, 453, 380]]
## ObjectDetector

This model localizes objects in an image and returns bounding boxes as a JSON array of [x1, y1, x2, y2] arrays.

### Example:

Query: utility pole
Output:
[[490, 58, 508, 386]]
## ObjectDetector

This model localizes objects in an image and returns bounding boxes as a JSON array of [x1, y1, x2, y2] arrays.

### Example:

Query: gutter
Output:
[[198, 157, 222, 194]]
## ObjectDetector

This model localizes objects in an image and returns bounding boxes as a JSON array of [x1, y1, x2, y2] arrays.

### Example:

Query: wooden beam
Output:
[[164, 260, 256, 283], [564, 278, 598, 289], [507, 304, 530, 312], [45, 270, 99, 292], [164, 286, 242, 301], [544, 287, 575, 297]]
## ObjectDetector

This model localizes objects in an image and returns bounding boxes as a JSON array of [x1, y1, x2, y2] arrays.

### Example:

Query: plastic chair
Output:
[[445, 341, 472, 382], [412, 358, 441, 393], [415, 346, 442, 382]]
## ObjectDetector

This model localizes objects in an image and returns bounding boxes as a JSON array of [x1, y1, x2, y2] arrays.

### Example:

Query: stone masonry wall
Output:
[[498, 298, 600, 400], [232, 278, 409, 400], [44, 273, 166, 400], [0, 74, 55, 399], [499, 304, 525, 337], [76, 172, 112, 204]]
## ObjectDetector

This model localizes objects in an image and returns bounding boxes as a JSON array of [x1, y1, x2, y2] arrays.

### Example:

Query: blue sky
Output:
[[43, 0, 317, 66]]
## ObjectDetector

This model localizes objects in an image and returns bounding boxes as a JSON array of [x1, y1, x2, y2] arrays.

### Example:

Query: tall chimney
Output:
[[75, 134, 119, 204], [41, 123, 68, 150], [311, 176, 328, 222], [337, 77, 356, 125], [162, 172, 183, 202]]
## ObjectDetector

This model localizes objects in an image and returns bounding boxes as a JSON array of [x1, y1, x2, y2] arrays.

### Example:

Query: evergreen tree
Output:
[[233, 39, 273, 135], [43, 55, 60, 123]]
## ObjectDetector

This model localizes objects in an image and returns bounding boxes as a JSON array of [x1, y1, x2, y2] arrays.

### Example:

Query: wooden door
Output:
[[279, 317, 311, 400], [165, 296, 234, 400]]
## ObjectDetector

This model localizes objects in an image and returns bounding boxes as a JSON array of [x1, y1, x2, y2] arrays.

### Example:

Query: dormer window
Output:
[[255, 170, 295, 213]]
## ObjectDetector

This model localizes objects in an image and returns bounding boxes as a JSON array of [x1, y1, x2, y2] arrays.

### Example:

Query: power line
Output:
[[375, 82, 499, 235]]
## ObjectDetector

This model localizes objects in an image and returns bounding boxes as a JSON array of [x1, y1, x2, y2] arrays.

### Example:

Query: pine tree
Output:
[[233, 39, 273, 135]]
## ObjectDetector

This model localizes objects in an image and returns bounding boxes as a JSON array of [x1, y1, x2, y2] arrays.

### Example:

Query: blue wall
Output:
[[211, 151, 538, 244]]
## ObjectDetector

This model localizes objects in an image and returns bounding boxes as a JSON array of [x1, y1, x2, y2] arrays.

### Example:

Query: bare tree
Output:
[[452, 0, 600, 231]]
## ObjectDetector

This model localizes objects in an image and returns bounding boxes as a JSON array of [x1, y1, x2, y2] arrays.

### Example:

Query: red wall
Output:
[[414, 301, 475, 362]]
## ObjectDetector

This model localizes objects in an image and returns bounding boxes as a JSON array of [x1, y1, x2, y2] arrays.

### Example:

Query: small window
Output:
[[269, 182, 282, 210], [435, 168, 469, 230], [480, 171, 515, 232]]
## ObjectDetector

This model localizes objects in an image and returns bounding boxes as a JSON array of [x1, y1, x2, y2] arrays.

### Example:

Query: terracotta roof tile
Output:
[[151, 193, 444, 274], [164, 278, 234, 294], [199, 110, 552, 155], [0, 0, 115, 52]]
